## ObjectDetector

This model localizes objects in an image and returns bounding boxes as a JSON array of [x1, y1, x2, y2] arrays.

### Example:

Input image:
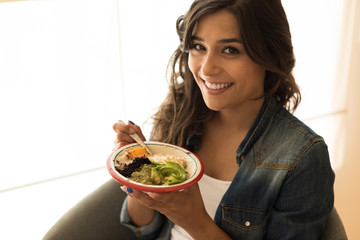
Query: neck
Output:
[[212, 98, 264, 133]]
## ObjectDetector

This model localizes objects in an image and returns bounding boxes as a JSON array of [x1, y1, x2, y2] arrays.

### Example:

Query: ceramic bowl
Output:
[[107, 142, 204, 192]]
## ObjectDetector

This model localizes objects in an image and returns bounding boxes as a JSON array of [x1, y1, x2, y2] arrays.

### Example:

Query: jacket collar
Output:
[[236, 97, 278, 162]]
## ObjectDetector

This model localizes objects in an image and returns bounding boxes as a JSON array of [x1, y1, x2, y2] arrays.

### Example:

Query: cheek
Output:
[[231, 62, 265, 83]]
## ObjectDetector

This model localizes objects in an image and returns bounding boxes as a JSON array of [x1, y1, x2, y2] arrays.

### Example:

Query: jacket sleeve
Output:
[[266, 140, 335, 239], [120, 197, 166, 240]]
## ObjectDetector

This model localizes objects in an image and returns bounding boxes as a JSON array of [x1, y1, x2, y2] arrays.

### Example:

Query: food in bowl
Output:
[[114, 146, 189, 185], [107, 142, 204, 192]]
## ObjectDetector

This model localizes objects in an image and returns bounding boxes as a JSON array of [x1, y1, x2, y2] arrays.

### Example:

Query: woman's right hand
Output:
[[112, 120, 146, 149]]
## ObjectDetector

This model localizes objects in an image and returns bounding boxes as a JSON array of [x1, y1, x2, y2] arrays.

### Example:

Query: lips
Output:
[[200, 76, 234, 92], [204, 81, 232, 90]]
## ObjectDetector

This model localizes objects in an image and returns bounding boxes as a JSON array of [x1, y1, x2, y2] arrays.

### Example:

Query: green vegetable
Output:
[[129, 164, 156, 185], [129, 161, 188, 186], [152, 161, 188, 185], [151, 167, 164, 184]]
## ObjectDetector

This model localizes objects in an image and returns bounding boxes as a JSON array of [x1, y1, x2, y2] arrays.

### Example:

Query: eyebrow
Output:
[[191, 36, 243, 44]]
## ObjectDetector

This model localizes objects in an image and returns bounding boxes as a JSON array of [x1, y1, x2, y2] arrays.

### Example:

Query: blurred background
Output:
[[0, 0, 359, 239]]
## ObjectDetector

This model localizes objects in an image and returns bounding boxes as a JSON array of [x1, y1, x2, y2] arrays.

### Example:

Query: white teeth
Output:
[[205, 81, 231, 90]]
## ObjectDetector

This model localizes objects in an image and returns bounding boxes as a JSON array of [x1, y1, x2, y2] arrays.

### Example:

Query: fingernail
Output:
[[126, 187, 133, 193], [128, 120, 135, 125]]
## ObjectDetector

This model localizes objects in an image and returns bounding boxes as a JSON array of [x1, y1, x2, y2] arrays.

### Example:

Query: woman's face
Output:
[[188, 9, 266, 112]]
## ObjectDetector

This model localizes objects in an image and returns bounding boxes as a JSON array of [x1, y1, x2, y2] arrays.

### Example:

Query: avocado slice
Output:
[[150, 161, 188, 185], [151, 167, 164, 185]]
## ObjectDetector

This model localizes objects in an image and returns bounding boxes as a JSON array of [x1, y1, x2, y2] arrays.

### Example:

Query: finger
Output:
[[120, 185, 129, 194], [129, 189, 166, 210], [146, 192, 189, 215], [147, 185, 198, 204], [120, 185, 133, 194], [113, 120, 129, 133], [147, 191, 180, 203], [115, 131, 134, 144], [128, 121, 147, 141], [113, 121, 136, 146]]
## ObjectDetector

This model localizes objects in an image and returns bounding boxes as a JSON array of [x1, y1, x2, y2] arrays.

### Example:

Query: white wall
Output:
[[332, 0, 360, 238], [0, 0, 358, 239]]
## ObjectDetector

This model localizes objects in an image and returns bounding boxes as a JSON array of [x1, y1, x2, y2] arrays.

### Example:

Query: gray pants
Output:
[[43, 179, 138, 240]]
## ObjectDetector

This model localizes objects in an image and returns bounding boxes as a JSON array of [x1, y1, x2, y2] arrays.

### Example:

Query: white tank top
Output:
[[170, 174, 232, 240]]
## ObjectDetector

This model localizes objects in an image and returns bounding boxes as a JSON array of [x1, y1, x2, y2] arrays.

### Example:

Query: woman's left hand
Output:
[[123, 184, 214, 237]]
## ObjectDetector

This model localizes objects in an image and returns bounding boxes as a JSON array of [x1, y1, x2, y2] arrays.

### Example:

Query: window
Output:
[[0, 0, 350, 198], [0, 0, 193, 191]]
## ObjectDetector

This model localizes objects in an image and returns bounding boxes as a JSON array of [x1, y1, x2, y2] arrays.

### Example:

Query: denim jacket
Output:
[[120, 97, 335, 240]]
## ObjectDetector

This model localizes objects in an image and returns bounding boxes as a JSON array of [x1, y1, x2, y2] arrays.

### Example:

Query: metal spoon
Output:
[[117, 120, 154, 155], [129, 132, 154, 155]]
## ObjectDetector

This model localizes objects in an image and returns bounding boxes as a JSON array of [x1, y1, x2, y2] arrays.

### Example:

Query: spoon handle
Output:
[[129, 132, 153, 155]]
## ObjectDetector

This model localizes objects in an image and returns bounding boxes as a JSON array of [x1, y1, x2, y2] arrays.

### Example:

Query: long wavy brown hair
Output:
[[150, 0, 301, 148]]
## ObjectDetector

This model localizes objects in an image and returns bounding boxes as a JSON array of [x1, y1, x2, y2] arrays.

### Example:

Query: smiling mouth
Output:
[[204, 80, 233, 90]]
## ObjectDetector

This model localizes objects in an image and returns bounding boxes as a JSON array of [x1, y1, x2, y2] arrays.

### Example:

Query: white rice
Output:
[[148, 154, 187, 169]]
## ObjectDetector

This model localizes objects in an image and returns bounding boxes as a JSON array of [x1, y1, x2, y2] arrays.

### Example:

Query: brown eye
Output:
[[191, 43, 205, 51], [224, 47, 239, 54]]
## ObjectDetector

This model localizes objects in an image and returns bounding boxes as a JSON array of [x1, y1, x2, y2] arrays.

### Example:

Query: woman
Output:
[[113, 0, 334, 239]]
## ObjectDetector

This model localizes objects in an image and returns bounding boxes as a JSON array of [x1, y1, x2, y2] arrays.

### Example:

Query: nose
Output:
[[200, 52, 222, 77]]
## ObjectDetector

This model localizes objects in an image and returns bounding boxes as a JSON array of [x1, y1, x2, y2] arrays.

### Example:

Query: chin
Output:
[[203, 101, 224, 112]]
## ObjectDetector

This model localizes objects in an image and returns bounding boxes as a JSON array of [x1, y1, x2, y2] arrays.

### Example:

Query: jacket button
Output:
[[241, 155, 245, 160], [245, 221, 251, 227]]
